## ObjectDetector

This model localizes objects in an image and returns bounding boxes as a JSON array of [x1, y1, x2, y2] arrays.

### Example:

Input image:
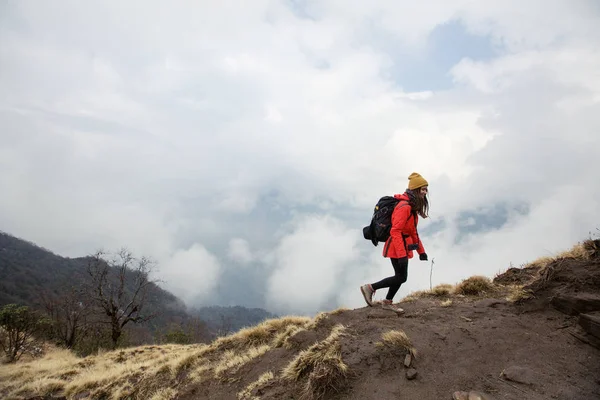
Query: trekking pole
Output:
[[429, 257, 435, 290]]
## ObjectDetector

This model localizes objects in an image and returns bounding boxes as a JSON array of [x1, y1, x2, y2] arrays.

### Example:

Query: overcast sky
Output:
[[1, 1, 599, 317]]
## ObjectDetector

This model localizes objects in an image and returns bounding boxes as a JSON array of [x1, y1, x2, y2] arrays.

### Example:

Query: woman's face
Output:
[[418, 186, 428, 198]]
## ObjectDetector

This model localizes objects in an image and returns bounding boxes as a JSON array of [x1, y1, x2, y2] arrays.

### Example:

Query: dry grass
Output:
[[10, 377, 64, 398], [0, 348, 79, 399], [524, 239, 599, 271], [65, 344, 209, 399], [329, 307, 350, 315], [211, 316, 311, 352], [534, 239, 599, 280], [500, 239, 600, 296], [376, 329, 417, 358], [557, 239, 598, 260], [186, 315, 319, 383], [401, 270, 538, 305], [454, 275, 495, 296], [150, 387, 178, 400], [440, 299, 453, 307], [0, 312, 327, 400], [213, 345, 271, 377], [237, 371, 275, 400], [273, 325, 307, 349], [402, 283, 456, 302], [525, 255, 555, 270], [586, 238, 600, 258], [401, 290, 430, 302], [430, 283, 455, 296], [305, 312, 330, 330], [282, 324, 349, 400], [400, 242, 596, 303], [0, 343, 212, 400], [505, 285, 535, 303], [188, 364, 211, 384]]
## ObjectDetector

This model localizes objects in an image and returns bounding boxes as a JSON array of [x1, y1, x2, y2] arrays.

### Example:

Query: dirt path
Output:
[[333, 298, 599, 400]]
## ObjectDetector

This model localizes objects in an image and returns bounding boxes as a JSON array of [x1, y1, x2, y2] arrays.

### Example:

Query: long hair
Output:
[[406, 189, 429, 219]]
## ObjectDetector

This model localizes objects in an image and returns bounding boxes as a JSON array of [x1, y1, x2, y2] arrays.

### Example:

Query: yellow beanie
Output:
[[408, 172, 428, 190]]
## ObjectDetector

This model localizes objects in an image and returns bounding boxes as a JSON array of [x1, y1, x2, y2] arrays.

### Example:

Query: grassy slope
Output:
[[1, 239, 599, 400]]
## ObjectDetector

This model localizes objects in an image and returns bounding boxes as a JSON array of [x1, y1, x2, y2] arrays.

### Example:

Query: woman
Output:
[[360, 172, 429, 313]]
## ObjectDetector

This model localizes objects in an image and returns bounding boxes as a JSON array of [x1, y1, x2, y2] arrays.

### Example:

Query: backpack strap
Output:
[[395, 200, 413, 224]]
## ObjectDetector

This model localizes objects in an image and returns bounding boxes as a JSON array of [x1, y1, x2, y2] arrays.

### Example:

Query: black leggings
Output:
[[371, 257, 408, 300]]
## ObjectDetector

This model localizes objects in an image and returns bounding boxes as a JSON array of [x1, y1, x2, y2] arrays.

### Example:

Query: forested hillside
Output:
[[0, 231, 276, 351]]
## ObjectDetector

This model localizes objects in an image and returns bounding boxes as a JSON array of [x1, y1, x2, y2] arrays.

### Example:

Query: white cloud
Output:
[[1, 1, 599, 314], [157, 244, 222, 305], [402, 185, 599, 296], [227, 238, 254, 265], [265, 215, 361, 315]]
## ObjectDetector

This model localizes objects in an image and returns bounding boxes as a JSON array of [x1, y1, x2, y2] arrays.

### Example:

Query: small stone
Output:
[[406, 368, 418, 380], [468, 390, 495, 400], [501, 365, 537, 385], [452, 391, 469, 400], [404, 353, 412, 367]]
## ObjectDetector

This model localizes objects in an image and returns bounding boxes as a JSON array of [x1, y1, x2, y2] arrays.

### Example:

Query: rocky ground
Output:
[[178, 298, 599, 400], [177, 240, 600, 400]]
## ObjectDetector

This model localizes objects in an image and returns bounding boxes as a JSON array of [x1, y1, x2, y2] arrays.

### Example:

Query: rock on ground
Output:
[[406, 368, 417, 380], [500, 365, 539, 385]]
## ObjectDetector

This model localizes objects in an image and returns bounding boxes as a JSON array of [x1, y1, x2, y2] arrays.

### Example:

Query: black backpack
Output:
[[363, 196, 407, 246]]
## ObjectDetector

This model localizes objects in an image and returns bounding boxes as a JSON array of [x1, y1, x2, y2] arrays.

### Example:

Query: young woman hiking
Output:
[[360, 172, 429, 313]]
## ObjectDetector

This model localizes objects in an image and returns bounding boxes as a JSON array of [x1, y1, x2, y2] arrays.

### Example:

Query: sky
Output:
[[1, 1, 599, 317]]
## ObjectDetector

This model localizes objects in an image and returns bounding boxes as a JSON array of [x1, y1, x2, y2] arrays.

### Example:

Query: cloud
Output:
[[157, 244, 222, 305], [1, 1, 599, 316], [227, 238, 254, 265], [265, 215, 361, 315]]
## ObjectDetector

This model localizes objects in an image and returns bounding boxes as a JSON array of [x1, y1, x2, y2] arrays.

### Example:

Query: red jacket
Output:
[[382, 193, 425, 259]]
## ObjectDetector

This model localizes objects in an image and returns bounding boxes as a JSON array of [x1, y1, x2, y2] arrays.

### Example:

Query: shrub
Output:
[[0, 304, 50, 363], [377, 329, 416, 358], [282, 324, 349, 400], [440, 299, 453, 307], [163, 327, 192, 345], [454, 276, 494, 296], [430, 284, 454, 296]]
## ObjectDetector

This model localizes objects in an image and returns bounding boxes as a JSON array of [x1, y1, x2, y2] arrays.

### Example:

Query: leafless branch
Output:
[[83, 248, 159, 348]]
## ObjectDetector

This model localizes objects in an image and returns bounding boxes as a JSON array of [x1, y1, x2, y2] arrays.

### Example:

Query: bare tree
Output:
[[185, 316, 212, 344], [216, 314, 233, 337], [40, 286, 90, 349], [85, 248, 158, 349]]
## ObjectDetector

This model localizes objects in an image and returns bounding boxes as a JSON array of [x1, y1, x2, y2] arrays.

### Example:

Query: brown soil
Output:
[[493, 265, 540, 286], [175, 253, 600, 400]]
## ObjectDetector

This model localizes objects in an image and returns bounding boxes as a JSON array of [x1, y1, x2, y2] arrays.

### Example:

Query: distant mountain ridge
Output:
[[0, 231, 275, 340], [0, 231, 90, 307], [190, 305, 278, 335], [0, 231, 187, 313]]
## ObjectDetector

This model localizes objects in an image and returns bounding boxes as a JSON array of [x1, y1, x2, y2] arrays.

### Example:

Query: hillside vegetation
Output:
[[0, 232, 277, 353], [0, 232, 192, 346], [1, 238, 599, 400]]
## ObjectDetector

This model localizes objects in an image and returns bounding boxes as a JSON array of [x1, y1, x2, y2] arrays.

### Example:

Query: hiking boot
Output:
[[381, 299, 405, 314], [360, 284, 375, 306]]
